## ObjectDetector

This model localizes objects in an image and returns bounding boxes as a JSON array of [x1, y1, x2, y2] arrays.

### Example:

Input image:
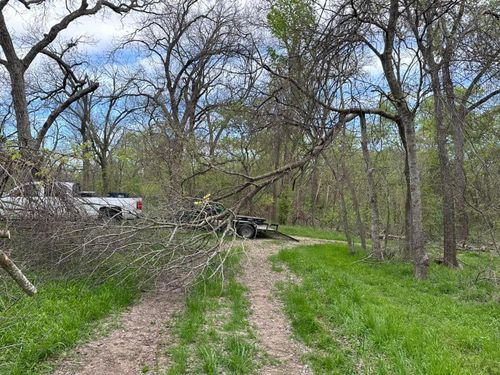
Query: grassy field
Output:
[[165, 248, 259, 374], [274, 243, 499, 375], [0, 275, 139, 375]]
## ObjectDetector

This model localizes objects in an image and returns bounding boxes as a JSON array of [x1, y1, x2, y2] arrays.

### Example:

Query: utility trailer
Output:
[[233, 214, 299, 241], [176, 201, 299, 242]]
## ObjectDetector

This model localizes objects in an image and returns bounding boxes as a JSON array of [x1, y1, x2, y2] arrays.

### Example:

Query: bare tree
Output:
[[349, 0, 430, 278], [126, 0, 254, 195], [0, 0, 145, 157], [66, 69, 143, 193]]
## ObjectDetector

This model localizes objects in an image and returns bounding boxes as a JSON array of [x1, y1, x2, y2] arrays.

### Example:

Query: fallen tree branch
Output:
[[0, 230, 37, 296]]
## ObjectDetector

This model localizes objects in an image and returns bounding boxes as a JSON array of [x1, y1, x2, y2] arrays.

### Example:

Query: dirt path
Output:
[[240, 239, 320, 374], [52, 237, 330, 375], [52, 289, 183, 375]]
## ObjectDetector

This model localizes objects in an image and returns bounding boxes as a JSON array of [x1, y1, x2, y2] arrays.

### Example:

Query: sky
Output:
[[2, 1, 137, 59]]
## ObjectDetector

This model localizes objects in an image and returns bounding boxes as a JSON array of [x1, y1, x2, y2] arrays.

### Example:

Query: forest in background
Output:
[[0, 0, 498, 282]]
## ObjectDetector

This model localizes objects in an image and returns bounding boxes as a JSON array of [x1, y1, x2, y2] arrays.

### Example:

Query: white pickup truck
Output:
[[0, 182, 143, 220]]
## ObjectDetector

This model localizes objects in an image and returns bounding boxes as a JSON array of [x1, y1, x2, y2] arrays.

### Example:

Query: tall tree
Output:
[[0, 0, 143, 157], [350, 0, 429, 278]]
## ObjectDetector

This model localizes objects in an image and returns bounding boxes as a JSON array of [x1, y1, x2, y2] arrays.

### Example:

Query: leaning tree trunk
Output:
[[360, 114, 383, 260]]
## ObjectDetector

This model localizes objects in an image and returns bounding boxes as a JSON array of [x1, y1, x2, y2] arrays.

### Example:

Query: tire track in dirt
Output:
[[52, 288, 183, 375], [239, 239, 321, 374]]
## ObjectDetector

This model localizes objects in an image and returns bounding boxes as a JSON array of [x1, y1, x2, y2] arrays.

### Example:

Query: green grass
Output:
[[274, 244, 499, 374], [280, 225, 351, 242], [166, 248, 258, 374], [0, 275, 139, 375]]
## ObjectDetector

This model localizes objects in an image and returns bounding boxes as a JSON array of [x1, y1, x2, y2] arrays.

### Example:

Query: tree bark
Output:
[[0, 230, 37, 296], [401, 113, 429, 278], [100, 157, 110, 194], [325, 156, 355, 254], [8, 65, 34, 153], [0, 251, 37, 296], [81, 98, 92, 190], [271, 126, 282, 221], [450, 111, 468, 245], [360, 114, 382, 260], [340, 147, 366, 251], [397, 124, 413, 260], [310, 159, 319, 227], [378, 0, 429, 278], [431, 72, 458, 267]]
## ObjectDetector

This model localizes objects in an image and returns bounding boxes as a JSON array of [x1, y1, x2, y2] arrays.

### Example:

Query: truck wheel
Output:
[[99, 207, 122, 220], [237, 223, 256, 239]]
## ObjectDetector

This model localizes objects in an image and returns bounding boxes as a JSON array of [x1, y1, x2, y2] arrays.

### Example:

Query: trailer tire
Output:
[[237, 223, 256, 239]]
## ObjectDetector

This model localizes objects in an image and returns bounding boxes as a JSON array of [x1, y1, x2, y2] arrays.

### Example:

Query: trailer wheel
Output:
[[237, 223, 256, 239]]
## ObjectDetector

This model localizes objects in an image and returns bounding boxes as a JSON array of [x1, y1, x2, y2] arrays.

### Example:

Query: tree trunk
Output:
[[81, 107, 92, 190], [338, 181, 354, 254], [442, 63, 469, 246], [360, 114, 382, 260], [310, 159, 319, 227], [451, 115, 468, 245], [271, 126, 281, 221], [101, 157, 110, 194], [341, 155, 366, 251], [8, 65, 35, 153], [397, 124, 413, 260], [401, 113, 429, 279], [325, 156, 355, 254], [431, 74, 458, 267]]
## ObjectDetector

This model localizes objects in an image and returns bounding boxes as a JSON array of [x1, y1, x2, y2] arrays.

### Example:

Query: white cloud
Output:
[[3, 1, 137, 58]]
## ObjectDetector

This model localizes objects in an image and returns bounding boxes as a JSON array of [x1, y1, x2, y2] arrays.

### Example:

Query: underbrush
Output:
[[0, 273, 140, 375], [274, 244, 499, 374], [165, 248, 259, 374]]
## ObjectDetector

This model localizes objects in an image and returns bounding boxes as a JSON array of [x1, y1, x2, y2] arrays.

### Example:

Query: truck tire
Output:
[[236, 223, 256, 239], [99, 207, 122, 220]]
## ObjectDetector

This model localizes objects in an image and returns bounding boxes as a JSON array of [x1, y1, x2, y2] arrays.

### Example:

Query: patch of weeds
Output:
[[276, 243, 500, 374], [165, 247, 260, 374]]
